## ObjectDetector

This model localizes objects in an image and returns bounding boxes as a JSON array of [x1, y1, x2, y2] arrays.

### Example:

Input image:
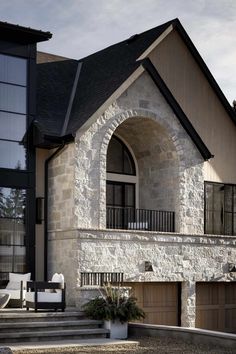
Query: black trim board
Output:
[[142, 58, 213, 161], [0, 21, 52, 44]]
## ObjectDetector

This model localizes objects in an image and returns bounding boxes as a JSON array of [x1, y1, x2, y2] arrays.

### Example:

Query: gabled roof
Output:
[[36, 19, 173, 137], [35, 18, 236, 159]]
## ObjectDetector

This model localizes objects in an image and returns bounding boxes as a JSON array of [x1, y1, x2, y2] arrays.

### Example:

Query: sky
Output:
[[0, 0, 235, 104]]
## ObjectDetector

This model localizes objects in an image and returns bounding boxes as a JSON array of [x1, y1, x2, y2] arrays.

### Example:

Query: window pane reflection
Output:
[[0, 54, 27, 86], [0, 83, 26, 114], [0, 187, 26, 278], [0, 141, 26, 169], [107, 136, 136, 175], [0, 111, 26, 140], [205, 182, 236, 235]]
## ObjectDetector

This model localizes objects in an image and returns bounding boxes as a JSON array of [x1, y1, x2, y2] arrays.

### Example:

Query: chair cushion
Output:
[[0, 289, 26, 300], [6, 281, 20, 290], [25, 291, 62, 303], [7, 273, 31, 290], [51, 273, 64, 292]]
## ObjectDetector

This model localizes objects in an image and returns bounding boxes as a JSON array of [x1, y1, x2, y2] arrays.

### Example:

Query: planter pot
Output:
[[104, 320, 128, 339]]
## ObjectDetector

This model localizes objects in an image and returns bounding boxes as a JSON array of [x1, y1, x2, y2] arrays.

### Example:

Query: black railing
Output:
[[81, 272, 124, 287], [106, 207, 175, 232]]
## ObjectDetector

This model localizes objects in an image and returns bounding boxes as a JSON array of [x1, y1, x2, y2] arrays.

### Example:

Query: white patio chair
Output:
[[0, 272, 31, 308], [25, 273, 66, 312]]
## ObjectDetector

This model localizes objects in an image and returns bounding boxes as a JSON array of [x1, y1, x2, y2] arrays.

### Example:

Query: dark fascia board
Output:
[[0, 21, 52, 44], [142, 58, 213, 161], [172, 18, 236, 125], [30, 121, 73, 149]]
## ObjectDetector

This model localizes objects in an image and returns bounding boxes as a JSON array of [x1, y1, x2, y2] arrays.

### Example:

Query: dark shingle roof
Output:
[[35, 18, 236, 159], [36, 59, 78, 136], [36, 19, 173, 137]]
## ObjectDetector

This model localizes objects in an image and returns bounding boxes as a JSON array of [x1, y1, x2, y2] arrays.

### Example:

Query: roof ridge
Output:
[[77, 18, 176, 63], [61, 61, 82, 136]]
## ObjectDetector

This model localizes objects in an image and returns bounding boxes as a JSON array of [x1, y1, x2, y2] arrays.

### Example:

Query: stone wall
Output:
[[48, 228, 236, 324], [74, 72, 204, 234], [48, 144, 76, 232], [115, 118, 179, 213]]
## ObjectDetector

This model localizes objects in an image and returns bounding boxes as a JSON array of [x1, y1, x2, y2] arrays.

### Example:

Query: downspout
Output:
[[43, 61, 81, 281], [44, 142, 65, 280]]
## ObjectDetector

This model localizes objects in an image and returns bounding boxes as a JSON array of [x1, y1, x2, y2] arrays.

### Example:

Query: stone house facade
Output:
[[37, 19, 236, 333], [0, 18, 236, 333]]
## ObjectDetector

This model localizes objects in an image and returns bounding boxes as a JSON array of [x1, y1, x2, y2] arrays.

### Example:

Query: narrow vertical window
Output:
[[205, 182, 236, 236], [0, 54, 27, 170]]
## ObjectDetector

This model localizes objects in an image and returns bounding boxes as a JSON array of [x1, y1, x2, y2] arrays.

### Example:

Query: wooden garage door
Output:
[[196, 282, 236, 333], [125, 282, 180, 325]]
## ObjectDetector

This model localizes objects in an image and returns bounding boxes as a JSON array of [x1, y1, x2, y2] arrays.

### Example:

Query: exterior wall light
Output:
[[36, 197, 44, 224], [145, 261, 153, 272], [228, 263, 236, 272]]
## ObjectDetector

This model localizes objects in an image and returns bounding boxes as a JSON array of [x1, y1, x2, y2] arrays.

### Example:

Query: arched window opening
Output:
[[106, 136, 137, 229], [107, 136, 136, 175]]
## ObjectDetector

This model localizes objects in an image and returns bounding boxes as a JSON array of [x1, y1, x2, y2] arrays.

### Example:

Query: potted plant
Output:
[[82, 284, 145, 339]]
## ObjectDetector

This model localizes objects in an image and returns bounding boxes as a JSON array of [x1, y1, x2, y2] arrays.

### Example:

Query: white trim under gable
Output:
[[137, 24, 174, 61]]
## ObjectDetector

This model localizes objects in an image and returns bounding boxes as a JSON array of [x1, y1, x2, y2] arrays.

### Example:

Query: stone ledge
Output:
[[48, 228, 236, 246]]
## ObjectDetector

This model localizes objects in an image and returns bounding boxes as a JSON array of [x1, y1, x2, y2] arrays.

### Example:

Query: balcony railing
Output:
[[106, 207, 175, 232]]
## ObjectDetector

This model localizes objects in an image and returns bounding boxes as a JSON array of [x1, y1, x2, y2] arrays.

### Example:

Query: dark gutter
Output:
[[44, 143, 65, 280], [172, 18, 236, 125], [142, 58, 213, 161], [0, 21, 52, 43]]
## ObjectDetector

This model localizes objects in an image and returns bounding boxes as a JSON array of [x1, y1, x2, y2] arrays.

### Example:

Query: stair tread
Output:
[[0, 311, 84, 319], [0, 319, 102, 328], [0, 328, 109, 338]]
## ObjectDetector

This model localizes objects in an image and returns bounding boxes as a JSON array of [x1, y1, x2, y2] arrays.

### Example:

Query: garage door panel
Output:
[[143, 284, 177, 305], [196, 283, 219, 306], [196, 282, 236, 333], [145, 310, 177, 325], [125, 282, 179, 326], [225, 308, 236, 332], [225, 283, 236, 304], [196, 309, 219, 330]]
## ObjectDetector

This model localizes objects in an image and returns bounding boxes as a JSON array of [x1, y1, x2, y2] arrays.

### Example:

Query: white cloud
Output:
[[0, 0, 235, 102]]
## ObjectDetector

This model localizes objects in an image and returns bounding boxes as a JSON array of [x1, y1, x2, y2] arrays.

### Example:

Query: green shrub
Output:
[[82, 284, 145, 323]]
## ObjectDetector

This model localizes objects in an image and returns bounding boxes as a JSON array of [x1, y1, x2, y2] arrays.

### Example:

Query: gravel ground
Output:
[[8, 337, 236, 354]]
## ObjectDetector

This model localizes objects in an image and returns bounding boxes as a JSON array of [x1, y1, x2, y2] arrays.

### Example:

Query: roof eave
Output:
[[0, 21, 52, 44]]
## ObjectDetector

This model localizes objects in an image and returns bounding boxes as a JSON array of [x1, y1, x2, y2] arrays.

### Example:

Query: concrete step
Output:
[[0, 319, 103, 333], [0, 328, 109, 344], [0, 310, 85, 323], [3, 338, 139, 352]]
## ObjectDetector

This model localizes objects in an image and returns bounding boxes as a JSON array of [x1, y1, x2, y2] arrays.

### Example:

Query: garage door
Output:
[[196, 282, 236, 333], [125, 282, 180, 325]]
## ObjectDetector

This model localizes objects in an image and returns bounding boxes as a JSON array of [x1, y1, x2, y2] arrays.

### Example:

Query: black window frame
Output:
[[0, 53, 28, 170], [107, 135, 136, 176], [0, 41, 37, 282], [204, 181, 236, 236]]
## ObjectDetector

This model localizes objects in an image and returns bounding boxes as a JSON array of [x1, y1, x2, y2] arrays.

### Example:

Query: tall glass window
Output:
[[0, 54, 27, 170], [205, 182, 236, 236], [0, 187, 26, 280]]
